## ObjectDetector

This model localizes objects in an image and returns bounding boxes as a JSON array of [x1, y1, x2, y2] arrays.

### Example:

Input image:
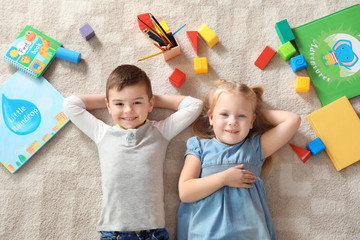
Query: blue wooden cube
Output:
[[80, 23, 95, 40], [306, 137, 326, 155], [290, 54, 307, 72]]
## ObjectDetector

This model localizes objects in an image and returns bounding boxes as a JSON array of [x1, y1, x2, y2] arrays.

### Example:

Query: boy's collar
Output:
[[117, 119, 149, 130]]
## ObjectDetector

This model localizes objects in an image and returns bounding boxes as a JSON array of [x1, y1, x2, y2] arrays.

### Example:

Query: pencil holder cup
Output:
[[164, 46, 181, 61]]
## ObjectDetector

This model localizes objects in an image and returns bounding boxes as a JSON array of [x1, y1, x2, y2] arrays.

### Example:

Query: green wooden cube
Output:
[[278, 41, 296, 61], [275, 19, 295, 44]]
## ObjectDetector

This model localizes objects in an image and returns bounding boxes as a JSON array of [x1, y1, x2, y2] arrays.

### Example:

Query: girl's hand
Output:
[[223, 164, 256, 188]]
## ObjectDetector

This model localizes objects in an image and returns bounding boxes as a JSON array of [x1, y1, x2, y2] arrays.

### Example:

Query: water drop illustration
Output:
[[2, 94, 41, 135], [18, 154, 27, 163]]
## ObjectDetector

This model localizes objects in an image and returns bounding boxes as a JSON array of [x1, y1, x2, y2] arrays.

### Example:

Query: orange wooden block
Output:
[[186, 31, 198, 54], [254, 46, 276, 70], [169, 68, 186, 88], [137, 13, 152, 31], [290, 144, 311, 163]]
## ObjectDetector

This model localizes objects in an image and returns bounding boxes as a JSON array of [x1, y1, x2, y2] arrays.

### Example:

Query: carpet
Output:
[[0, 0, 359, 239]]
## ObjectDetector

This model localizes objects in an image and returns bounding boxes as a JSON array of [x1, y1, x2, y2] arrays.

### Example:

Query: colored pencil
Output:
[[138, 49, 170, 61], [149, 35, 165, 46], [153, 43, 165, 52], [150, 14, 174, 47], [154, 24, 163, 35], [173, 24, 186, 36], [137, 17, 163, 39], [146, 30, 166, 45], [153, 22, 173, 47], [166, 32, 177, 47]]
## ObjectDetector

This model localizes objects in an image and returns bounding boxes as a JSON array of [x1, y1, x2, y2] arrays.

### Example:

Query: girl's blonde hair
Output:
[[192, 80, 275, 169]]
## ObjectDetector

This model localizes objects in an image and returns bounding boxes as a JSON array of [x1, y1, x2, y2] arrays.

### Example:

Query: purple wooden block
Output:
[[80, 23, 95, 40]]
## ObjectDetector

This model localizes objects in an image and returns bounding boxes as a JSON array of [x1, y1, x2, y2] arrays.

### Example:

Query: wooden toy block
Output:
[[254, 46, 276, 70], [194, 57, 208, 74], [275, 19, 295, 44], [137, 13, 152, 31], [80, 23, 95, 40], [290, 54, 307, 72], [154, 21, 170, 35], [306, 137, 326, 156], [55, 47, 81, 64], [295, 76, 310, 93], [186, 31, 198, 54], [278, 41, 296, 60], [290, 144, 311, 163], [197, 24, 219, 48], [169, 68, 186, 88], [159, 20, 170, 33]]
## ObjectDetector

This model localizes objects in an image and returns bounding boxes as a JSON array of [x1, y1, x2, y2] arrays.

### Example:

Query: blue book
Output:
[[0, 71, 69, 174]]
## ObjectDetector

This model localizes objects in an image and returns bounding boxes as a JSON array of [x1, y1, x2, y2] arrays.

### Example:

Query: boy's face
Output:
[[105, 83, 154, 129]]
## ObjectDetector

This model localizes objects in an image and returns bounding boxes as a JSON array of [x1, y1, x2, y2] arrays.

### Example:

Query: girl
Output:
[[176, 80, 301, 240]]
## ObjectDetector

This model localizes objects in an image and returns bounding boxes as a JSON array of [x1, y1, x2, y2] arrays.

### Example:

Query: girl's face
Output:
[[209, 91, 256, 145]]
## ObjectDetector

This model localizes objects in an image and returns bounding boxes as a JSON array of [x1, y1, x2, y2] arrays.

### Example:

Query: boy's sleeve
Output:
[[63, 95, 108, 143], [154, 96, 203, 141]]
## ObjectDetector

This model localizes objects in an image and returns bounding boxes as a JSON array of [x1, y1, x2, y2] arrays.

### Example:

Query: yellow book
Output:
[[306, 96, 360, 171]]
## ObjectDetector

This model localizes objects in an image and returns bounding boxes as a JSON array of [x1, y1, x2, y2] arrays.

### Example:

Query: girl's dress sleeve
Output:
[[184, 136, 203, 160], [250, 134, 265, 164]]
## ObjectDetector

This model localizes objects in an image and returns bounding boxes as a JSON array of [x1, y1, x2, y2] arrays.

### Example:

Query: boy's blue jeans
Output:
[[100, 228, 169, 240]]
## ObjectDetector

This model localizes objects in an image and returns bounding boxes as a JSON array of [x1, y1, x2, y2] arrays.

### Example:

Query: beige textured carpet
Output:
[[1, 0, 360, 239]]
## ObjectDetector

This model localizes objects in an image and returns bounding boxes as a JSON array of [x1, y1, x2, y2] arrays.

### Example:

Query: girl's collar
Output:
[[212, 137, 245, 146]]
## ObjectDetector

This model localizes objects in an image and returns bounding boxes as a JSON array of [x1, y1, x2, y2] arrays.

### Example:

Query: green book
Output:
[[2, 25, 62, 78], [292, 4, 360, 106]]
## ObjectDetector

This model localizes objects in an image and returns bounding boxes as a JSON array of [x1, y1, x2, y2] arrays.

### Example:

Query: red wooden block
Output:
[[254, 46, 276, 70], [137, 13, 152, 31], [290, 144, 311, 163], [186, 31, 198, 54], [169, 68, 186, 88]]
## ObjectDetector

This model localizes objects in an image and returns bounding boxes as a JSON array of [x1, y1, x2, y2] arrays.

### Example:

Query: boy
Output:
[[63, 65, 203, 239]]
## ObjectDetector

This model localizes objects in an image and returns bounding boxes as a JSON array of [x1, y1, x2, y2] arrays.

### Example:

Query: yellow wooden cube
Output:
[[155, 20, 170, 34], [197, 24, 219, 48], [194, 57, 208, 74], [295, 76, 310, 92], [160, 20, 170, 32]]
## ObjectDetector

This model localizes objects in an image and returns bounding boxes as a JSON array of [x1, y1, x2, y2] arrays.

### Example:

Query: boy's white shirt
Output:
[[63, 95, 203, 231]]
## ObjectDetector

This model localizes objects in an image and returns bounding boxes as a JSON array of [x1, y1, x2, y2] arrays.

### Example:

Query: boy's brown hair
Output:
[[106, 65, 153, 100]]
